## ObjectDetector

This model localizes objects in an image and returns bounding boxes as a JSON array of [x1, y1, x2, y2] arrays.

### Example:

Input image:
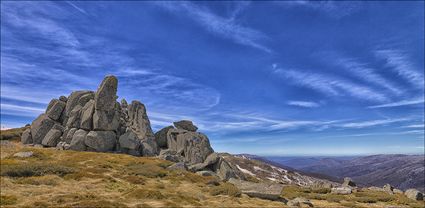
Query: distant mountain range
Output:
[[266, 154, 425, 192]]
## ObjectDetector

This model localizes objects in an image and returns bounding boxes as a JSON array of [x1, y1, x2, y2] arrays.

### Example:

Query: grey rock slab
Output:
[[228, 178, 285, 201], [405, 189, 423, 201], [84, 130, 116, 152], [167, 162, 187, 171], [173, 120, 198, 132], [41, 128, 62, 147], [45, 99, 66, 121], [331, 187, 352, 195], [93, 109, 120, 131], [13, 151, 34, 158], [31, 114, 56, 144], [80, 99, 95, 130], [21, 128, 32, 144], [94, 75, 118, 111], [69, 129, 88, 151], [342, 177, 356, 187], [154, 126, 174, 148]]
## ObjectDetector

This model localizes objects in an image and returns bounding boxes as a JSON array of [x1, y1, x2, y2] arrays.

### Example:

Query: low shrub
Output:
[[0, 127, 28, 141], [210, 183, 241, 197], [122, 175, 145, 185], [281, 185, 311, 199], [15, 175, 61, 186], [71, 200, 129, 208], [1, 163, 74, 177], [0, 195, 17, 205], [126, 188, 165, 200], [125, 163, 167, 178], [324, 194, 347, 203]]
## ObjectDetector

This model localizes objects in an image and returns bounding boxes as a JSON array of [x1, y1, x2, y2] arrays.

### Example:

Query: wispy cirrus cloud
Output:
[[157, 2, 271, 53], [338, 118, 410, 128], [330, 56, 403, 95], [278, 1, 362, 18], [375, 49, 424, 89], [66, 1, 89, 16], [272, 65, 389, 102], [0, 104, 45, 117], [287, 101, 320, 108], [367, 97, 424, 108], [403, 124, 424, 128]]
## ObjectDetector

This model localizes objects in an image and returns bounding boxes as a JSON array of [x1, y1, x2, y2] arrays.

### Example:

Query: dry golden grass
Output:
[[1, 136, 424, 208], [0, 141, 288, 207], [0, 127, 28, 141]]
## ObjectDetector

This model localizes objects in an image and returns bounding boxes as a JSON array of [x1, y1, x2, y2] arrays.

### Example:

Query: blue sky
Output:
[[1, 1, 424, 156]]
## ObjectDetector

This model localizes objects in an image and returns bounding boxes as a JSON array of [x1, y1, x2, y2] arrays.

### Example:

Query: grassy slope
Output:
[[0, 128, 423, 208]]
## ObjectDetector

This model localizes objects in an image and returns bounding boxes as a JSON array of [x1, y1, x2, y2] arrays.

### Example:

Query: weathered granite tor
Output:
[[21, 75, 244, 181]]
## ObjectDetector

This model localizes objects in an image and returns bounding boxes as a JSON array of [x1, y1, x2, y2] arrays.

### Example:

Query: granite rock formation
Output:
[[21, 75, 244, 181]]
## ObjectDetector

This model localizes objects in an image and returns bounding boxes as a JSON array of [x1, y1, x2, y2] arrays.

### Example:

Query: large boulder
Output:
[[128, 101, 155, 139], [78, 93, 94, 107], [342, 177, 356, 187], [69, 129, 88, 151], [93, 109, 120, 131], [287, 197, 313, 207], [173, 120, 198, 132], [63, 91, 93, 124], [214, 156, 245, 181], [158, 149, 184, 163], [31, 114, 56, 144], [119, 130, 142, 156], [94, 75, 118, 111], [45, 99, 66, 121], [188, 153, 219, 172], [154, 126, 174, 148], [331, 187, 352, 195], [84, 131, 116, 152], [383, 184, 394, 194], [41, 128, 62, 147], [405, 189, 424, 201], [80, 100, 95, 130], [66, 105, 82, 128], [228, 178, 286, 201], [21, 128, 32, 144], [63, 128, 78, 143], [167, 129, 213, 164]]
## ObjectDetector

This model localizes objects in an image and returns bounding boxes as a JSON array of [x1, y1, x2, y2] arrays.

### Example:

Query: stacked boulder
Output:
[[331, 177, 356, 195], [21, 75, 243, 181], [22, 75, 157, 156], [155, 120, 245, 181]]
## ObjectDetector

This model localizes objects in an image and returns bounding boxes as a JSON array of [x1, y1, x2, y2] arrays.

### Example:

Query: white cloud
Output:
[[332, 56, 402, 95], [0, 103, 45, 117], [287, 101, 320, 108], [403, 124, 424, 128], [375, 50, 424, 89], [368, 97, 424, 108], [157, 2, 271, 53], [66, 1, 88, 15], [338, 118, 409, 128], [273, 66, 389, 102]]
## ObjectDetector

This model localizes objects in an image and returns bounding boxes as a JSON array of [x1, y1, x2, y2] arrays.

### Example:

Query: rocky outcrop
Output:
[[331, 187, 352, 195], [404, 189, 424, 201], [342, 177, 356, 188], [228, 178, 286, 202], [21, 75, 245, 184], [21, 128, 32, 144], [383, 184, 394, 194], [154, 125, 174, 148], [85, 130, 116, 152], [173, 120, 198, 132]]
